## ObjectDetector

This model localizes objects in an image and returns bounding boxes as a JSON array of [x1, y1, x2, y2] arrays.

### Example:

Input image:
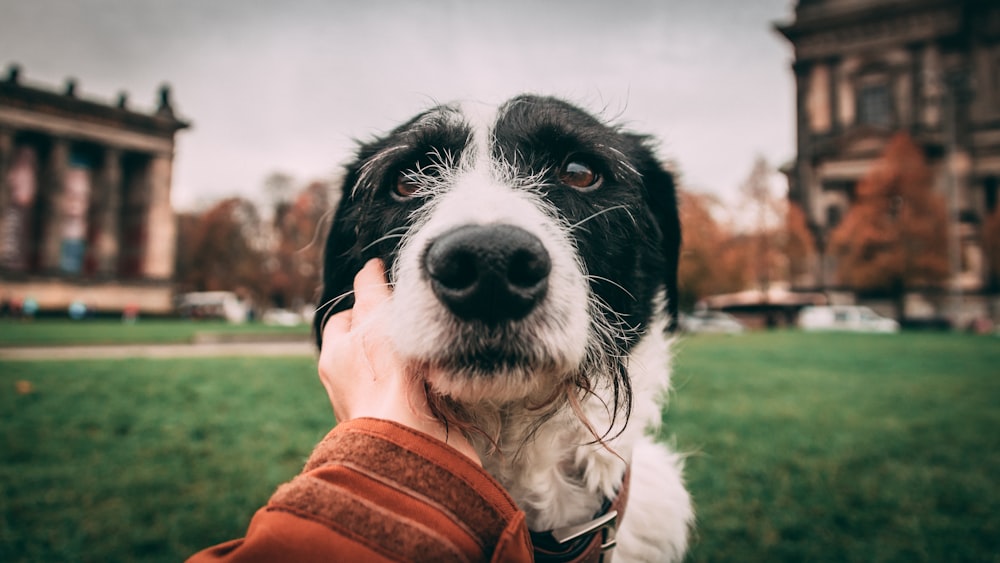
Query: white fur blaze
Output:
[[389, 135, 591, 403]]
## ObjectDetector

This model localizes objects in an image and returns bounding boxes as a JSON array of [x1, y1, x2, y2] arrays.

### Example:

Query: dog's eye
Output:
[[558, 159, 602, 190], [394, 174, 421, 199]]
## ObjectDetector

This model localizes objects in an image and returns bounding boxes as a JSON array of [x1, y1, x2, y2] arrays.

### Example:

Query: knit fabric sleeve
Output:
[[187, 418, 533, 563]]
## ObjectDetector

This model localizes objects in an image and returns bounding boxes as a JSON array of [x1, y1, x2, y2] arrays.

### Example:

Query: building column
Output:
[[92, 148, 122, 276], [910, 44, 923, 129], [0, 128, 14, 271], [828, 59, 840, 133], [0, 128, 12, 209], [921, 44, 943, 128], [0, 128, 13, 229], [141, 153, 175, 280], [39, 138, 69, 272]]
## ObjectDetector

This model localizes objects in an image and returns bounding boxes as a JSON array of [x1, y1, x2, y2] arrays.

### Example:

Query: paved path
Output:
[[0, 341, 315, 361]]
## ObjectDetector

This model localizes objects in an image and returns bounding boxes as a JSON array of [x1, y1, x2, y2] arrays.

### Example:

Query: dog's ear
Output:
[[627, 135, 682, 332], [312, 167, 366, 349]]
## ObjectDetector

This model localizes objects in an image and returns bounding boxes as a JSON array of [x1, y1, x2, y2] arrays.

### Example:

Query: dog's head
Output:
[[315, 95, 680, 412]]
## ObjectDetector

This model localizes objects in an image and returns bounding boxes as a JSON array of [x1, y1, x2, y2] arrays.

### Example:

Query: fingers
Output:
[[320, 312, 352, 381], [319, 259, 389, 340], [324, 307, 352, 337], [352, 259, 391, 317]]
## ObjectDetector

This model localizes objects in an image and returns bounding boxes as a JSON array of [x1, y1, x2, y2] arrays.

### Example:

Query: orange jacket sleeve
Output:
[[187, 418, 533, 562]]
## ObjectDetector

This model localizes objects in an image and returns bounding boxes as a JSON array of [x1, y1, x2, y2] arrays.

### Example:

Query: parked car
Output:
[[176, 291, 248, 323], [262, 308, 304, 326], [797, 305, 899, 333], [679, 310, 745, 334]]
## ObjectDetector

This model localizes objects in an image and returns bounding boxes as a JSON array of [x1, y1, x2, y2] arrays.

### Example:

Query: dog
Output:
[[314, 95, 692, 561]]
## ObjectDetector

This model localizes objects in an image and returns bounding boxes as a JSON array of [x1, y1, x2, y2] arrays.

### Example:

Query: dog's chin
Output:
[[390, 301, 590, 405], [420, 353, 570, 405]]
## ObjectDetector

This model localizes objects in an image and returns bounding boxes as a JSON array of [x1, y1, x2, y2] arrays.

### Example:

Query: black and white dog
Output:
[[315, 95, 692, 561]]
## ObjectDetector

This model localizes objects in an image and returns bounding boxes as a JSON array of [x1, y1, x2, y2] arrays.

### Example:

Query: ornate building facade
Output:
[[0, 65, 189, 314], [776, 0, 1000, 321]]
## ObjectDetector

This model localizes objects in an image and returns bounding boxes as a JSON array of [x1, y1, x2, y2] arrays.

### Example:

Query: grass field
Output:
[[1, 357, 328, 562], [1, 331, 998, 562], [0, 319, 310, 347], [665, 332, 1000, 562]]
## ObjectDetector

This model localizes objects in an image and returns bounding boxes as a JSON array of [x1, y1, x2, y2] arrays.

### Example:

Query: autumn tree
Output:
[[677, 190, 751, 309], [828, 133, 949, 318], [177, 197, 270, 304], [269, 181, 334, 309]]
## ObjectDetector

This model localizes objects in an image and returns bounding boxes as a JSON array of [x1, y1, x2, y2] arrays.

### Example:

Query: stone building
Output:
[[776, 0, 1000, 322], [0, 65, 189, 314]]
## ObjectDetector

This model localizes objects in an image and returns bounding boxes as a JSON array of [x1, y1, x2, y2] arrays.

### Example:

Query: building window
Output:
[[118, 154, 149, 279], [826, 205, 843, 229], [985, 177, 999, 214], [993, 54, 1000, 109], [808, 64, 832, 133], [59, 148, 96, 275], [857, 83, 892, 127]]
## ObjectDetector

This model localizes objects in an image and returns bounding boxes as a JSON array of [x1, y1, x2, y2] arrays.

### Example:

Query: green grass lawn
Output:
[[0, 318, 311, 347], [666, 331, 1000, 562], [1, 332, 998, 562], [0, 357, 328, 562]]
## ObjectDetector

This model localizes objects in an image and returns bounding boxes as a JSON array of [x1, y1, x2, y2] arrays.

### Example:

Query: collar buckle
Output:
[[549, 509, 618, 561]]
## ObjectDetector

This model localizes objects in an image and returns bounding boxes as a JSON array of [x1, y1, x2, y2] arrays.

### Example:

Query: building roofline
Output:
[[0, 64, 191, 138], [773, 0, 961, 43]]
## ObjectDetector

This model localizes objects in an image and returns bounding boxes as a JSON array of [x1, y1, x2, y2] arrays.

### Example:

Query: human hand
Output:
[[317, 259, 480, 464]]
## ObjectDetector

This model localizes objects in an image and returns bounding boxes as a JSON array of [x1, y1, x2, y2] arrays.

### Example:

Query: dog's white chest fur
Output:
[[477, 314, 692, 562]]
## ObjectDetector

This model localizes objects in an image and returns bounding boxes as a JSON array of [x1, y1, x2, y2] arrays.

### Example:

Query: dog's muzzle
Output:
[[423, 224, 551, 325]]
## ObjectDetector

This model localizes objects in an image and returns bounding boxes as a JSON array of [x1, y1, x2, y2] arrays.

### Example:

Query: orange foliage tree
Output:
[[176, 197, 269, 302], [677, 190, 750, 310], [269, 181, 334, 309], [828, 133, 949, 317], [174, 179, 337, 311]]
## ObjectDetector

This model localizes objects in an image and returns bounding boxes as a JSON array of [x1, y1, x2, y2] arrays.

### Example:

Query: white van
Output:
[[176, 291, 249, 324], [797, 305, 899, 333]]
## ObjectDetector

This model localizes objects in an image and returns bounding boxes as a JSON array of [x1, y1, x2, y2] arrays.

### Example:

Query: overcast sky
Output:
[[0, 0, 797, 211]]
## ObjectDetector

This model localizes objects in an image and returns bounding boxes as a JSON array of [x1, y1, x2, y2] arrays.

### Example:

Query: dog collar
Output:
[[530, 467, 630, 563]]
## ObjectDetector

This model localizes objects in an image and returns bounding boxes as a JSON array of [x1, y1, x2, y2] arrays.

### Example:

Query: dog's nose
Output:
[[424, 224, 551, 324]]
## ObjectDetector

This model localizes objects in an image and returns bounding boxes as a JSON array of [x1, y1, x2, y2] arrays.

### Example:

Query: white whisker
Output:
[[295, 206, 337, 255], [585, 274, 637, 302], [567, 205, 635, 232], [315, 289, 355, 328], [315, 281, 396, 329], [360, 230, 409, 253]]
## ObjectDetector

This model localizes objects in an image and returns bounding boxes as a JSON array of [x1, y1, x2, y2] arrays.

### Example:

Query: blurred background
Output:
[[1, 1, 998, 562], [0, 0, 997, 331]]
